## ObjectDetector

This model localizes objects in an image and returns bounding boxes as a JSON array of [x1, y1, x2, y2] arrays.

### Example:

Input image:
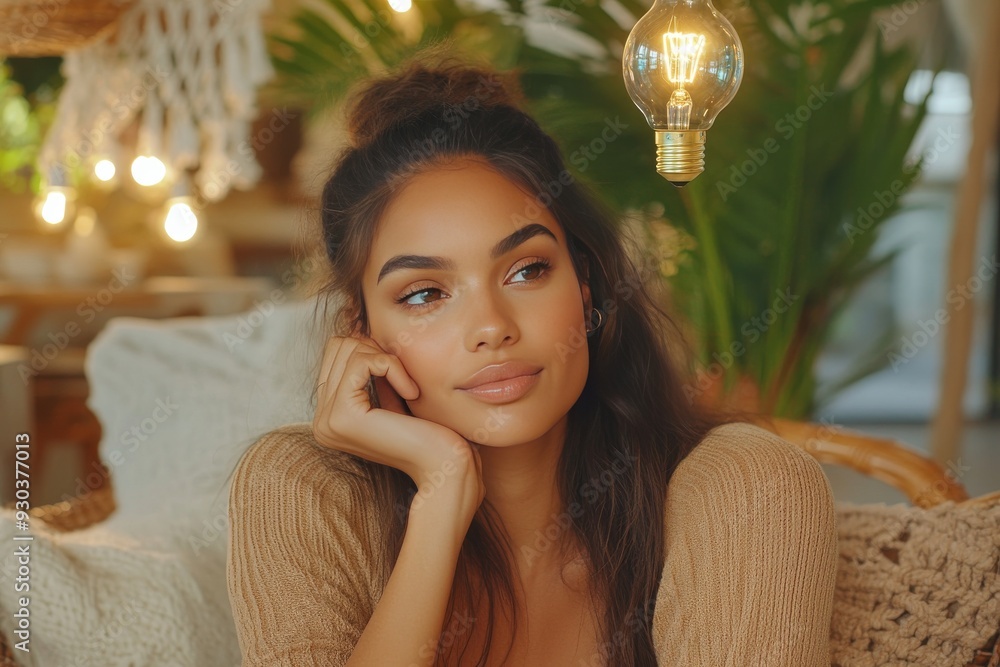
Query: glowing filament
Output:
[[662, 31, 705, 86]]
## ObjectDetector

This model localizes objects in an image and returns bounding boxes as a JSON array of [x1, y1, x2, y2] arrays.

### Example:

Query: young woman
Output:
[[226, 47, 839, 667]]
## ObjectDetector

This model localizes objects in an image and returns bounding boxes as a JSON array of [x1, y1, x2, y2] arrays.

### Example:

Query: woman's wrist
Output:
[[407, 476, 481, 549]]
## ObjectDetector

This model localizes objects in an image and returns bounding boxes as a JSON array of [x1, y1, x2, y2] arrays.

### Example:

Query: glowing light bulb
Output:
[[34, 168, 76, 229], [623, 0, 744, 186], [164, 201, 198, 242], [388, 0, 411, 11], [34, 184, 76, 227], [94, 159, 117, 182], [131, 155, 167, 186], [39, 190, 68, 224]]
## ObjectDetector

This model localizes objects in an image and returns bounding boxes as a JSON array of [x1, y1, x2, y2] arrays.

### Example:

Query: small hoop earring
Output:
[[585, 307, 604, 337]]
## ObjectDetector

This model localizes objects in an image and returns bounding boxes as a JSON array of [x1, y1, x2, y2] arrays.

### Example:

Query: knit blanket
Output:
[[0, 504, 240, 667], [829, 498, 1000, 666]]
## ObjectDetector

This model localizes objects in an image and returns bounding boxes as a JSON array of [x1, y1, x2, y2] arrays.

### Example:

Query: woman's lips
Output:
[[458, 370, 541, 403]]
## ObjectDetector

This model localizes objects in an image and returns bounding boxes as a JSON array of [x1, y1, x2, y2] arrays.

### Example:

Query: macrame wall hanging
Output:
[[32, 0, 273, 239]]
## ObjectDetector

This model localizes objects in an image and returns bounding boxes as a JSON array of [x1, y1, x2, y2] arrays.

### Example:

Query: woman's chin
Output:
[[407, 397, 567, 448]]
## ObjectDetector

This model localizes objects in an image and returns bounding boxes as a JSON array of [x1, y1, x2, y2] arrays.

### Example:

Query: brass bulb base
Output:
[[655, 130, 706, 187]]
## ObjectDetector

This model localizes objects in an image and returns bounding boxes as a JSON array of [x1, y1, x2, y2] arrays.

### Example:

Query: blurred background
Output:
[[0, 0, 996, 509]]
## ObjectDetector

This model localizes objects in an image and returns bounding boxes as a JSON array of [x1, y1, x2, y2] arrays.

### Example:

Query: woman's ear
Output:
[[581, 281, 593, 315], [577, 252, 592, 312]]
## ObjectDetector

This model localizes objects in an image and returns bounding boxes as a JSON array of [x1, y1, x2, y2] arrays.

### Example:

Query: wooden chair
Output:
[[756, 417, 989, 508], [2, 421, 998, 666]]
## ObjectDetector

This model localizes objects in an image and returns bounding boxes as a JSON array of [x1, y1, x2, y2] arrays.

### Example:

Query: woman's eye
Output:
[[395, 259, 551, 310], [510, 260, 550, 283], [398, 288, 442, 308]]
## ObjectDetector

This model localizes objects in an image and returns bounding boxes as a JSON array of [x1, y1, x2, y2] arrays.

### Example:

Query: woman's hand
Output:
[[311, 333, 485, 520]]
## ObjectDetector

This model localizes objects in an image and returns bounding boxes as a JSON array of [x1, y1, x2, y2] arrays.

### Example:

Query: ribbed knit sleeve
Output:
[[226, 423, 384, 667], [652, 422, 839, 666]]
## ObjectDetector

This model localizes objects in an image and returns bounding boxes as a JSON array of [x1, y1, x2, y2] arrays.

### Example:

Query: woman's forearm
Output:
[[346, 494, 469, 667]]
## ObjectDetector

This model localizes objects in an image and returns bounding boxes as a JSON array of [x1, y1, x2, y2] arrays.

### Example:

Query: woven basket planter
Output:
[[0, 0, 132, 57]]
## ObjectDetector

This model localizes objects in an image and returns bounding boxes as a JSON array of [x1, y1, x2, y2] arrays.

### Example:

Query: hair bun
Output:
[[344, 48, 526, 149]]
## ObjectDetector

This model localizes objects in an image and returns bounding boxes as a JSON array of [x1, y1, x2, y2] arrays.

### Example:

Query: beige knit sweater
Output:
[[226, 421, 839, 666]]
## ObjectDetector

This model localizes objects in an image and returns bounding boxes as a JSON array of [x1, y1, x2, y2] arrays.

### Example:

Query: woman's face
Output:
[[361, 156, 592, 447]]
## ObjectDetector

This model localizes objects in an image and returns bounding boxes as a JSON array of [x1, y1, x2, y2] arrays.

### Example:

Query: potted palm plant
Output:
[[266, 0, 933, 419]]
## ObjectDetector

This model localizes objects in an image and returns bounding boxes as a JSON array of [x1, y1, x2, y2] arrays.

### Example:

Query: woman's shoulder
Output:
[[675, 420, 826, 485], [654, 422, 840, 663], [227, 424, 386, 661], [668, 420, 835, 519], [233, 422, 370, 491], [229, 422, 379, 536]]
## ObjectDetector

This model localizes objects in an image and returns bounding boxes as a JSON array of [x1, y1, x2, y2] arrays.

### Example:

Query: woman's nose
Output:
[[463, 285, 520, 350]]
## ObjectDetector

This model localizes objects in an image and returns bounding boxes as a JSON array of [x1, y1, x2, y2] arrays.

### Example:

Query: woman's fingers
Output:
[[317, 335, 417, 400], [375, 352, 420, 401], [348, 343, 420, 402], [317, 334, 357, 398], [311, 333, 468, 486]]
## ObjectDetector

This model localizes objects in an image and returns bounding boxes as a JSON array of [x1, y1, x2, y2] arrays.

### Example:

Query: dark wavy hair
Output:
[[302, 41, 746, 667]]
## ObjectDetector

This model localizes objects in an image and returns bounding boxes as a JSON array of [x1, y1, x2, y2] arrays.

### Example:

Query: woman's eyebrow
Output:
[[376, 223, 557, 284]]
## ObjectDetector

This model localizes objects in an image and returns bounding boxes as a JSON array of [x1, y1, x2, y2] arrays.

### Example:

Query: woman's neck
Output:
[[477, 417, 581, 580]]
